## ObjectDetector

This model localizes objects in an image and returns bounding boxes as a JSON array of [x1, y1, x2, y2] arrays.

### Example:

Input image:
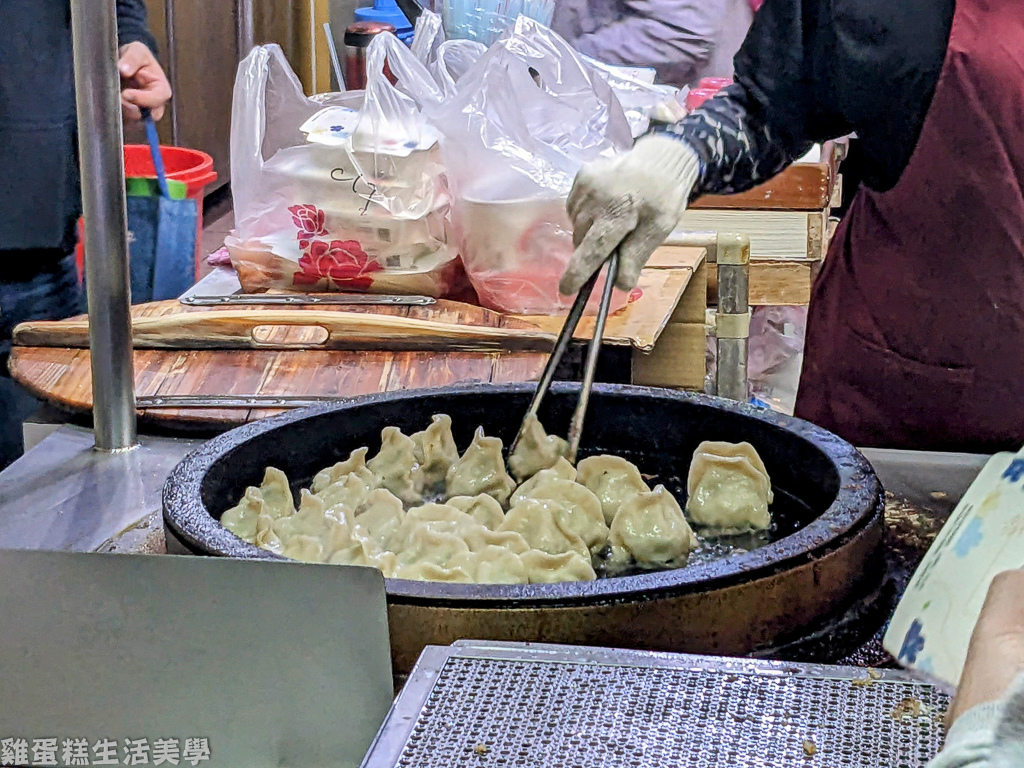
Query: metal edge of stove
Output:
[[360, 640, 946, 768], [446, 640, 928, 682], [359, 645, 455, 768]]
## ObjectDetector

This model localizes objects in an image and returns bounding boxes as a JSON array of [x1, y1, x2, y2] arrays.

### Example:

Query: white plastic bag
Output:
[[227, 42, 463, 297], [432, 17, 633, 314]]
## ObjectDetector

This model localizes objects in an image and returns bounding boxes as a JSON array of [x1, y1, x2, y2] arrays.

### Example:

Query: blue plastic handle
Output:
[[140, 107, 171, 199]]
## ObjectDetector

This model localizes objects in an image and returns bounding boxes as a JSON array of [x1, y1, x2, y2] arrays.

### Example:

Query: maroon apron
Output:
[[794, 0, 1024, 454]]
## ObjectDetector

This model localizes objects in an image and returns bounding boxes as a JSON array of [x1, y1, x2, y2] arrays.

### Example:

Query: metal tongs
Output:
[[510, 252, 620, 463]]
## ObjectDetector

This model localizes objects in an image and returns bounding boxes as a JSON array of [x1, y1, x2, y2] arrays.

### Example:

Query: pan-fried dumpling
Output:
[[499, 498, 589, 558], [258, 467, 296, 519], [317, 469, 377, 518], [280, 534, 325, 563], [522, 479, 609, 554], [395, 523, 471, 569], [371, 550, 400, 578], [508, 416, 569, 482], [394, 561, 474, 583], [327, 523, 388, 568], [446, 427, 516, 506], [392, 503, 478, 548], [274, 490, 329, 540], [254, 513, 283, 554], [576, 455, 650, 525], [220, 487, 264, 542], [609, 485, 697, 567], [367, 427, 425, 505], [351, 489, 407, 549], [454, 547, 529, 584], [521, 549, 596, 583], [686, 441, 773, 533], [311, 448, 370, 493], [411, 414, 460, 490], [320, 517, 359, 560], [447, 494, 505, 530], [462, 525, 530, 554], [509, 457, 578, 506]]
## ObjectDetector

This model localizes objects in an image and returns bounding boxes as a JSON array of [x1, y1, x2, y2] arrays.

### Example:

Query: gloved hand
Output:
[[559, 135, 700, 296]]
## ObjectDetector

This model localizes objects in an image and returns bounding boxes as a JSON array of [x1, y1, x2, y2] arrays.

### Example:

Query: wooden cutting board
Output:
[[8, 299, 548, 429]]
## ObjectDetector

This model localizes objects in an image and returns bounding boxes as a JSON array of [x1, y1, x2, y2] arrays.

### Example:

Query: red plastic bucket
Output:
[[76, 145, 217, 280]]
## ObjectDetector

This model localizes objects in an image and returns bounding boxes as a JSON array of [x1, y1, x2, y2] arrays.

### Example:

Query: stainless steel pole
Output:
[[70, 0, 138, 451], [713, 234, 751, 402], [237, 0, 256, 58], [664, 231, 751, 401]]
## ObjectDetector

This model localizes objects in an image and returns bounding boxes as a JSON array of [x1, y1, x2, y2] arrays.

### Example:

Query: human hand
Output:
[[118, 42, 172, 122], [559, 135, 699, 296], [948, 568, 1024, 726]]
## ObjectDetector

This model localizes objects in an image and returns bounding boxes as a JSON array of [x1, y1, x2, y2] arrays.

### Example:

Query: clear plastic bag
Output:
[[432, 39, 488, 98], [705, 306, 807, 414], [227, 42, 464, 297], [581, 56, 685, 138], [431, 17, 633, 314], [410, 9, 445, 64], [409, 10, 486, 99], [747, 305, 807, 413]]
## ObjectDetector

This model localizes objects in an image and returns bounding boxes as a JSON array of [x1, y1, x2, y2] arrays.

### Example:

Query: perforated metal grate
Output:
[[371, 644, 949, 768]]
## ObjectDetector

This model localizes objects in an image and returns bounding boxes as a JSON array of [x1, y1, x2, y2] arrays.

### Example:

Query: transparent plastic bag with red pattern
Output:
[[430, 17, 633, 314], [227, 41, 465, 297]]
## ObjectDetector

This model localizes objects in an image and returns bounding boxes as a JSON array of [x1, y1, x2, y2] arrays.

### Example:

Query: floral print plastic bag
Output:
[[226, 43, 462, 297]]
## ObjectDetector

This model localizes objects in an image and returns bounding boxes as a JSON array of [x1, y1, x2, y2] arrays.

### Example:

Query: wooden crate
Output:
[[631, 246, 708, 390], [682, 141, 845, 307]]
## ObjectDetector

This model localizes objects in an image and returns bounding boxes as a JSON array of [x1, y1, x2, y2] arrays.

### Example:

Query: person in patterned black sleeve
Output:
[[561, 0, 1024, 455], [0, 0, 171, 469]]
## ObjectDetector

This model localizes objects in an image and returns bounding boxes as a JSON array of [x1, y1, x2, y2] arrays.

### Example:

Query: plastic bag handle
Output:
[[140, 108, 171, 199]]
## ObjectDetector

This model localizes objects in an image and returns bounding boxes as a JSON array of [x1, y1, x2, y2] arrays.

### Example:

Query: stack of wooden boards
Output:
[[683, 141, 845, 306]]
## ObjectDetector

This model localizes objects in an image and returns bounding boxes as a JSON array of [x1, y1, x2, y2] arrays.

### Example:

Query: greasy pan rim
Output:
[[162, 383, 883, 607]]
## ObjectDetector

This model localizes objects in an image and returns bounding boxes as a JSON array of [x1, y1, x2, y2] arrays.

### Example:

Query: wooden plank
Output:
[[708, 261, 813, 306], [691, 163, 832, 211], [691, 141, 845, 212], [631, 323, 706, 390], [14, 309, 556, 353], [8, 298, 550, 428]]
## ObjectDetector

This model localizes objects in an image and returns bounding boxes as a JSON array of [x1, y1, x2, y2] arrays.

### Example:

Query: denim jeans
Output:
[[0, 253, 82, 470]]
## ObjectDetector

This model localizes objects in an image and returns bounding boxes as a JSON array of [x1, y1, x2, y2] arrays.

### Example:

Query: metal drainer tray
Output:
[[362, 641, 948, 768]]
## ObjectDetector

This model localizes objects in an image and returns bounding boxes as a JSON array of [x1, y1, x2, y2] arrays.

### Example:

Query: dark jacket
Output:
[[656, 0, 955, 197], [0, 0, 156, 258]]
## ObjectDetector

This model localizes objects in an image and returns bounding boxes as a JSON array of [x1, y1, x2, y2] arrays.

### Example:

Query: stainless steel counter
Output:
[[0, 426, 200, 551]]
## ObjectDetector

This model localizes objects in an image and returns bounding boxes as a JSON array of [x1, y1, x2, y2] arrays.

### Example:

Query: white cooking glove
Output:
[[560, 135, 700, 296]]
